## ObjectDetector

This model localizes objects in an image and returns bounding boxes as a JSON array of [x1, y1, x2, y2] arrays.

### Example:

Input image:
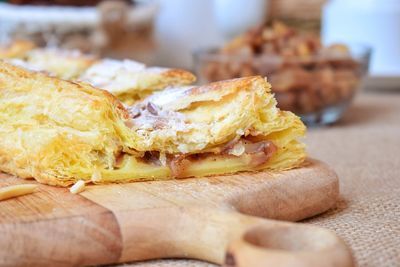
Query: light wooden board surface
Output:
[[0, 158, 344, 267]]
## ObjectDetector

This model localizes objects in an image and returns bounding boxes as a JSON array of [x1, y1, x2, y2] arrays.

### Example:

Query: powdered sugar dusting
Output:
[[145, 86, 193, 108]]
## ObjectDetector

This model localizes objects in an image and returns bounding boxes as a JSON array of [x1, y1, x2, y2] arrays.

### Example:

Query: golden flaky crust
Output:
[[0, 61, 131, 186], [0, 60, 129, 117], [160, 68, 196, 84], [0, 62, 306, 186]]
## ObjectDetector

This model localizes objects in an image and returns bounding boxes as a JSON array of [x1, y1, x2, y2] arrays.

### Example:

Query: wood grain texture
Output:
[[0, 158, 346, 266], [0, 176, 122, 267]]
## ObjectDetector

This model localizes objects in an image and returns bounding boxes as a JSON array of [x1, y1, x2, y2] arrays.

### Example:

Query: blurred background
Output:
[[0, 0, 399, 125]]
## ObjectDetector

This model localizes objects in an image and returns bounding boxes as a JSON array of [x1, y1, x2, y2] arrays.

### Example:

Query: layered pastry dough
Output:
[[0, 61, 306, 186]]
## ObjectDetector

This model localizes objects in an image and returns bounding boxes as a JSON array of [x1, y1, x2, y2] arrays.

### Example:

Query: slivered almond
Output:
[[0, 184, 38, 201], [69, 180, 85, 194]]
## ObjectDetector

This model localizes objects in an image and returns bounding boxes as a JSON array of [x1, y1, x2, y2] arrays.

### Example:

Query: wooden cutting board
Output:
[[0, 158, 354, 267]]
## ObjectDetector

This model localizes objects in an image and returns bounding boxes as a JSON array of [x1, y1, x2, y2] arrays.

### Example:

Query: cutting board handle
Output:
[[116, 207, 354, 267], [223, 216, 354, 267]]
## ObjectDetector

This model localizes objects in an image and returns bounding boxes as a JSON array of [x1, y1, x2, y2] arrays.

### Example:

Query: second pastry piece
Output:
[[1, 43, 196, 103], [80, 59, 196, 105]]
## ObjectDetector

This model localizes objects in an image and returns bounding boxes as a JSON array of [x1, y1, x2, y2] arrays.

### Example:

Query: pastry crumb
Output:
[[91, 170, 102, 183]]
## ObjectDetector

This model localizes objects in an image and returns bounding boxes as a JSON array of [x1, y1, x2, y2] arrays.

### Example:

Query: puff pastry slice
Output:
[[0, 61, 305, 186]]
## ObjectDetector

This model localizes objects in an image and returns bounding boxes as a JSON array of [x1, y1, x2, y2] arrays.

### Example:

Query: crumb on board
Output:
[[0, 184, 38, 201], [91, 170, 102, 183], [69, 180, 86, 194]]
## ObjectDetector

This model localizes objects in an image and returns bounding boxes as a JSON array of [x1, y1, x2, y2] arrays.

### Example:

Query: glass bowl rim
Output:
[[193, 43, 372, 63]]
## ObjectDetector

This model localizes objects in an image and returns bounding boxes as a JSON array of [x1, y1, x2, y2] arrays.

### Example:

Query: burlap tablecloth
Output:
[[120, 91, 400, 267]]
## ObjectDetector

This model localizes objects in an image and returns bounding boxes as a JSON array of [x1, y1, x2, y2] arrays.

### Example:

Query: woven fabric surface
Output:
[[119, 92, 400, 267]]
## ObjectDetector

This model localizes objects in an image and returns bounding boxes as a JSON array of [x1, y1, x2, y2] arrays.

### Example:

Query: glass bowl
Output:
[[194, 44, 371, 126]]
